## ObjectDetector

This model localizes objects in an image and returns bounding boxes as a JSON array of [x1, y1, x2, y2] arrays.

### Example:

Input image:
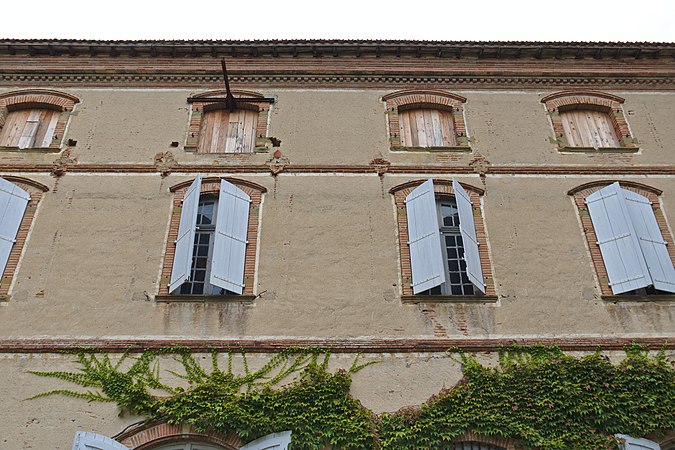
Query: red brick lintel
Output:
[[0, 337, 671, 353]]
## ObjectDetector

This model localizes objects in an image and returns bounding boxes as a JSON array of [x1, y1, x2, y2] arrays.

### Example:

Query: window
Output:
[[0, 89, 79, 151], [542, 91, 637, 151], [453, 442, 506, 450], [185, 90, 273, 154], [616, 434, 662, 450], [158, 177, 266, 299], [391, 178, 496, 300], [570, 181, 675, 296], [383, 90, 470, 151], [0, 176, 47, 298]]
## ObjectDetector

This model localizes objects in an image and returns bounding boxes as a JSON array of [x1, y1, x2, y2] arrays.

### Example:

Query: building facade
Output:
[[0, 40, 673, 449]]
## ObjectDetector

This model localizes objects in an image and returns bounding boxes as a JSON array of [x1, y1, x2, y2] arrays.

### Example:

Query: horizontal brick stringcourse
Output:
[[0, 337, 671, 353]]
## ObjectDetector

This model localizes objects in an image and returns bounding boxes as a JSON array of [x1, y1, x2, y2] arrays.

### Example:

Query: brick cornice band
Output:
[[0, 337, 671, 353]]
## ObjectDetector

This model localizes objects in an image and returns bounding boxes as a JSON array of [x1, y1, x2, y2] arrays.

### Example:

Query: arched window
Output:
[[0, 89, 79, 150], [453, 442, 506, 450], [542, 91, 637, 151], [185, 90, 272, 154], [383, 90, 470, 152]]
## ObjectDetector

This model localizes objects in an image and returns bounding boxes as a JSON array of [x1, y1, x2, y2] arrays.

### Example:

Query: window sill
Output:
[[558, 146, 639, 154], [155, 294, 256, 303], [0, 146, 61, 153], [391, 146, 471, 153], [601, 294, 675, 302], [402, 294, 498, 304]]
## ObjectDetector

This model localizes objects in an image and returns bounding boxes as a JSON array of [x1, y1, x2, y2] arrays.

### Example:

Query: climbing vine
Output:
[[31, 345, 674, 449]]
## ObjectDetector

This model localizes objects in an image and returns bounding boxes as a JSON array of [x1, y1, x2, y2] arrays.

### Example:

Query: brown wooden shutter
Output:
[[561, 109, 620, 148], [399, 108, 456, 147], [198, 108, 258, 153], [0, 109, 59, 148]]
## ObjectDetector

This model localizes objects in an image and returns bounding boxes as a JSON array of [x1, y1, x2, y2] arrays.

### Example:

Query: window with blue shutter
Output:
[[71, 432, 130, 450], [0, 177, 30, 279], [240, 431, 292, 450], [615, 434, 661, 450], [168, 176, 201, 293], [453, 179, 486, 294]]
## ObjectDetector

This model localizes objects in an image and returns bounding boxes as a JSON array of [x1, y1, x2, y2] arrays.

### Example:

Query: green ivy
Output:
[[31, 345, 674, 449]]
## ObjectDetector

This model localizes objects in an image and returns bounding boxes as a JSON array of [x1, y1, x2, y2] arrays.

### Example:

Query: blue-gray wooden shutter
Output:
[[453, 178, 486, 293], [615, 434, 661, 450], [621, 188, 675, 293], [71, 432, 130, 450], [210, 179, 250, 294], [586, 182, 651, 294], [0, 177, 30, 277], [168, 176, 201, 293], [240, 431, 292, 450], [405, 179, 446, 294]]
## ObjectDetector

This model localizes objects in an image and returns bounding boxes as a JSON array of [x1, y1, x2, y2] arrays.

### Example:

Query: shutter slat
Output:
[[453, 179, 486, 293], [587, 183, 651, 294], [71, 431, 130, 450], [210, 180, 250, 294], [440, 110, 456, 146], [406, 179, 445, 294], [622, 188, 675, 293], [168, 176, 201, 293], [18, 110, 41, 149], [0, 177, 29, 277], [414, 110, 427, 147], [240, 431, 292, 450]]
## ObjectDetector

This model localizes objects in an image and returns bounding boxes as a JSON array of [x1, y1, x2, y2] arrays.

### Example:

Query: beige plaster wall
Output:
[[0, 174, 673, 339], [1, 88, 672, 167]]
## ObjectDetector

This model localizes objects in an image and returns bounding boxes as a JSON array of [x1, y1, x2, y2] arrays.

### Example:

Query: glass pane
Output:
[[441, 203, 459, 227]]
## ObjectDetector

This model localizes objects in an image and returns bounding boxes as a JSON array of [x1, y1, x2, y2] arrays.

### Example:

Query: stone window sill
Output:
[[0, 146, 61, 153], [391, 146, 471, 153], [558, 146, 639, 154], [155, 294, 256, 303], [601, 294, 675, 302], [402, 294, 498, 304]]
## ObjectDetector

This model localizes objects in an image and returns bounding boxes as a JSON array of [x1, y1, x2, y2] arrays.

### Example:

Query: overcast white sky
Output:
[[2, 0, 674, 42]]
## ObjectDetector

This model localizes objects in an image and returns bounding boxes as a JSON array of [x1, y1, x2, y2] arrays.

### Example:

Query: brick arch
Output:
[[0, 89, 79, 150], [390, 178, 495, 297], [159, 177, 266, 297], [185, 90, 272, 153], [383, 90, 470, 151], [568, 180, 674, 296], [114, 420, 241, 449], [0, 175, 49, 298], [541, 91, 635, 150], [452, 431, 518, 449]]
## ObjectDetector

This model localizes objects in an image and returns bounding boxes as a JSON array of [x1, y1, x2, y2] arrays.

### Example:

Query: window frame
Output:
[[157, 177, 266, 301], [0, 89, 79, 151], [383, 90, 470, 152], [569, 180, 675, 299], [185, 90, 272, 154], [541, 91, 638, 152], [391, 178, 496, 303]]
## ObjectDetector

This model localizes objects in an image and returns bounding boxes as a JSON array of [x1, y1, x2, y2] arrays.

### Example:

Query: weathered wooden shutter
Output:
[[17, 110, 41, 149], [399, 109, 456, 147], [240, 431, 292, 450], [405, 179, 446, 294], [168, 176, 201, 293], [586, 183, 651, 294], [34, 110, 59, 147], [0, 177, 30, 277], [200, 109, 258, 154], [71, 432, 130, 450], [561, 109, 620, 148], [621, 188, 675, 293], [615, 434, 661, 450], [453, 179, 485, 293], [210, 179, 250, 294]]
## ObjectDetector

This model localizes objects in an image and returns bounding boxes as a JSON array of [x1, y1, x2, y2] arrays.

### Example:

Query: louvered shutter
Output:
[[621, 188, 675, 293], [453, 179, 486, 293], [168, 176, 201, 293], [0, 178, 30, 277], [71, 432, 130, 450], [405, 179, 445, 294], [586, 183, 651, 294], [616, 434, 661, 450], [240, 431, 292, 450], [210, 179, 250, 294]]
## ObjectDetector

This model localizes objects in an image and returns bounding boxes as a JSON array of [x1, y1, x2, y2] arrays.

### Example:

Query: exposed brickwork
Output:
[[185, 89, 272, 154], [0, 176, 49, 298], [0, 89, 79, 150], [158, 177, 266, 297], [383, 90, 470, 151], [454, 432, 520, 450], [541, 91, 637, 150], [390, 179, 495, 299], [569, 180, 674, 296], [115, 420, 240, 449]]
